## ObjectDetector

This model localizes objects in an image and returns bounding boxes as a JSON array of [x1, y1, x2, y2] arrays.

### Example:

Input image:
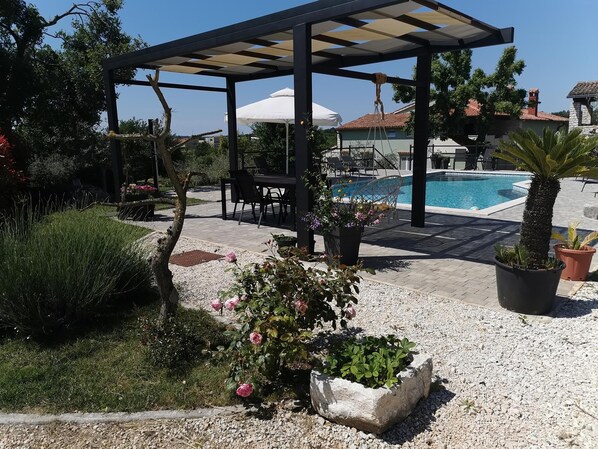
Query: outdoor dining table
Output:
[[220, 174, 296, 229]]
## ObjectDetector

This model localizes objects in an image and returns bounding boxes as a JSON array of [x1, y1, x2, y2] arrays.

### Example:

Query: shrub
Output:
[[216, 248, 361, 397], [139, 316, 202, 369], [322, 335, 416, 389], [0, 208, 152, 336]]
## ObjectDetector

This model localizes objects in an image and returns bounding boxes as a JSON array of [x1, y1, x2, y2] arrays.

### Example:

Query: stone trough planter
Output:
[[310, 353, 433, 434]]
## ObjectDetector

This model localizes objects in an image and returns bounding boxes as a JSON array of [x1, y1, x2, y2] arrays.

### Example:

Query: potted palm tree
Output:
[[552, 222, 598, 281], [493, 128, 598, 315]]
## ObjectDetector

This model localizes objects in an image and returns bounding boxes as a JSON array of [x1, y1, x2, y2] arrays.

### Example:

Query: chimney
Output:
[[528, 88, 540, 116]]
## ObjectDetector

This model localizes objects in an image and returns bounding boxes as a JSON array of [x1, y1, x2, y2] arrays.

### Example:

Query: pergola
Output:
[[103, 0, 513, 249]]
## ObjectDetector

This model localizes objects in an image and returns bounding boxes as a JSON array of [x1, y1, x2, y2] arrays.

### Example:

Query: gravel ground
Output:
[[1, 236, 596, 449]]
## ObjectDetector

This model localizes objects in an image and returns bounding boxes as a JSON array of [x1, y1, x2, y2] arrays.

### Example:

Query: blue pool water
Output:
[[336, 172, 530, 210]]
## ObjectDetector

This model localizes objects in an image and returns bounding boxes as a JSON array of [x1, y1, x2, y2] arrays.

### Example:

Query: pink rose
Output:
[[224, 296, 240, 310], [225, 252, 237, 263], [344, 305, 356, 319], [236, 383, 253, 398], [211, 299, 222, 311], [249, 332, 263, 345], [294, 299, 308, 315], [373, 219, 380, 225]]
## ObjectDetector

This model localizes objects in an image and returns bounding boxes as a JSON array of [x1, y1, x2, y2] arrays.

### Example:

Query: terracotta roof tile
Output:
[[567, 81, 598, 98], [337, 112, 409, 130], [340, 100, 567, 130]]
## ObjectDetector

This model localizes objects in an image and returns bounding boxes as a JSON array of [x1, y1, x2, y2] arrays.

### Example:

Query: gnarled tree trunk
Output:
[[109, 70, 218, 325]]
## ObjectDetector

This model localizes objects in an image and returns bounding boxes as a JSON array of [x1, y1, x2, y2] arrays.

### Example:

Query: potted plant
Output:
[[302, 175, 385, 265], [216, 248, 362, 399], [310, 335, 432, 434], [117, 183, 158, 220], [552, 222, 598, 281], [271, 233, 297, 254], [493, 128, 598, 314]]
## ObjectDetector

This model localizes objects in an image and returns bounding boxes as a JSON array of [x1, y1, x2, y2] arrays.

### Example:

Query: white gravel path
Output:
[[1, 236, 596, 448]]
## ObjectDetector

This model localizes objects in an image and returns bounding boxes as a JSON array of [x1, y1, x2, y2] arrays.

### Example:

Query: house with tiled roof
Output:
[[568, 81, 598, 135], [337, 89, 568, 169]]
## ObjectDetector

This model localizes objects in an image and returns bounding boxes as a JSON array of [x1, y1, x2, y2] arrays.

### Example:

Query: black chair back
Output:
[[232, 170, 261, 203]]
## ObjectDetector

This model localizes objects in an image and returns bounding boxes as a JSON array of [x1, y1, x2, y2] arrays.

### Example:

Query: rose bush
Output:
[[216, 249, 361, 397]]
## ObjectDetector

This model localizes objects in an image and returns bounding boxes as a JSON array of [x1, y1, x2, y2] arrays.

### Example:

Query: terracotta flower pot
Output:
[[554, 244, 596, 281]]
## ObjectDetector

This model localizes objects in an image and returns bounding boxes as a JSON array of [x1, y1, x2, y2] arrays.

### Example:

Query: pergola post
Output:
[[226, 77, 239, 173], [293, 22, 314, 252], [103, 68, 123, 200], [411, 52, 432, 227]]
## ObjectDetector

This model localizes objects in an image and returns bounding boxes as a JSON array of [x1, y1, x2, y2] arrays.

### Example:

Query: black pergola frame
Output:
[[103, 0, 513, 250]]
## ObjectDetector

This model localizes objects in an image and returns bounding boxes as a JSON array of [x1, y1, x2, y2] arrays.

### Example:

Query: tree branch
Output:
[[107, 131, 156, 142], [182, 171, 204, 192], [43, 2, 98, 28], [167, 129, 222, 153], [147, 71, 171, 140]]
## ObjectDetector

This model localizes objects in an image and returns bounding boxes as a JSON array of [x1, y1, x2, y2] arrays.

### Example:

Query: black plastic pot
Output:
[[323, 226, 363, 266], [494, 258, 564, 315]]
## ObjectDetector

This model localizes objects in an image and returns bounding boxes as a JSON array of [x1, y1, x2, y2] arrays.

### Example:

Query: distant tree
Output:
[[0, 0, 145, 186], [119, 118, 155, 184], [551, 110, 570, 118], [393, 46, 526, 150]]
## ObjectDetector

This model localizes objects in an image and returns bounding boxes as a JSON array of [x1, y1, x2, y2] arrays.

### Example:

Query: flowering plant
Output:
[[302, 174, 384, 234], [121, 183, 158, 196], [215, 247, 361, 398]]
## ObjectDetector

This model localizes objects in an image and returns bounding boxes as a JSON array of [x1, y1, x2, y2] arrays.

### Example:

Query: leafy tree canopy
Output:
[[392, 46, 526, 148], [0, 0, 145, 187]]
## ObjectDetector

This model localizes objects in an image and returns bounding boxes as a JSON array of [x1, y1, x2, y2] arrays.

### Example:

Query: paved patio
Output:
[[139, 176, 598, 314]]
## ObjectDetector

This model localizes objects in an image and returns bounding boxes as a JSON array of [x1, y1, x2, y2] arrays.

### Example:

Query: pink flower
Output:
[[240, 294, 248, 301], [225, 296, 240, 310], [249, 332, 263, 345], [236, 383, 253, 398], [294, 299, 308, 315], [355, 212, 367, 221], [373, 219, 380, 225], [225, 252, 237, 263], [211, 299, 222, 311], [344, 305, 356, 319], [318, 278, 326, 286]]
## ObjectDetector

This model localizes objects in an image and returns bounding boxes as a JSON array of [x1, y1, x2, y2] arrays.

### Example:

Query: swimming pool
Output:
[[336, 172, 530, 211]]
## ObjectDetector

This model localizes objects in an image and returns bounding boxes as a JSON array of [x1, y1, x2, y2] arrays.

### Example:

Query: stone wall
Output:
[[569, 100, 596, 134]]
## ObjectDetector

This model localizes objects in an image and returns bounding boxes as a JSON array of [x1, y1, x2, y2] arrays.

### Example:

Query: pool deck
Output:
[[139, 175, 598, 315]]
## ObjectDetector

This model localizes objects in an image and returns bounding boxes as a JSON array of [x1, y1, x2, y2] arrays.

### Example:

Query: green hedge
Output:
[[0, 209, 152, 337]]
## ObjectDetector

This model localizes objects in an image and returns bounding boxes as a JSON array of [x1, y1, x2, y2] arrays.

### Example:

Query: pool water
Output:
[[337, 172, 530, 211]]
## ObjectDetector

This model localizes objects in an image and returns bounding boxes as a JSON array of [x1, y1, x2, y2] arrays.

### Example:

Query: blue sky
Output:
[[35, 0, 598, 135]]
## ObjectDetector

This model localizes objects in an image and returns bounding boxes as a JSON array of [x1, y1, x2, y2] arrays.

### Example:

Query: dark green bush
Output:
[[139, 309, 226, 369], [0, 208, 152, 336]]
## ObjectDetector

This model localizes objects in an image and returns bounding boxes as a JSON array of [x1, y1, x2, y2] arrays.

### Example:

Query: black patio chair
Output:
[[231, 170, 279, 228]]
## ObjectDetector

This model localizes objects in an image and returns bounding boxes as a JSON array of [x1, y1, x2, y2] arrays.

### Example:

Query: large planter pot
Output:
[[495, 258, 564, 315], [310, 353, 433, 434], [323, 226, 363, 266], [554, 244, 596, 281]]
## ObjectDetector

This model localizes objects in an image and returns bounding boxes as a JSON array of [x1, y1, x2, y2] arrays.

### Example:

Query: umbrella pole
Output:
[[285, 122, 289, 175]]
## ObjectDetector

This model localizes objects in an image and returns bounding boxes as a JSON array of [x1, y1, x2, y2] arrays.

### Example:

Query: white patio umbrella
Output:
[[226, 88, 342, 174]]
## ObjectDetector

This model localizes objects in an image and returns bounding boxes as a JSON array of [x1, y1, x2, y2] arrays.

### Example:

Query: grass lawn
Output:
[[0, 207, 233, 414], [0, 302, 233, 414]]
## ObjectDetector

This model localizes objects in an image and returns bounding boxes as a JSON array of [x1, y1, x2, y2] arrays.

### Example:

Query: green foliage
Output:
[[494, 127, 598, 266], [218, 249, 361, 395], [119, 118, 155, 183], [323, 335, 416, 389], [393, 46, 526, 146], [495, 128, 598, 181], [139, 311, 225, 370], [0, 303, 232, 413], [0, 207, 152, 337], [495, 244, 560, 270], [552, 222, 598, 250], [302, 174, 385, 234], [0, 0, 145, 186]]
